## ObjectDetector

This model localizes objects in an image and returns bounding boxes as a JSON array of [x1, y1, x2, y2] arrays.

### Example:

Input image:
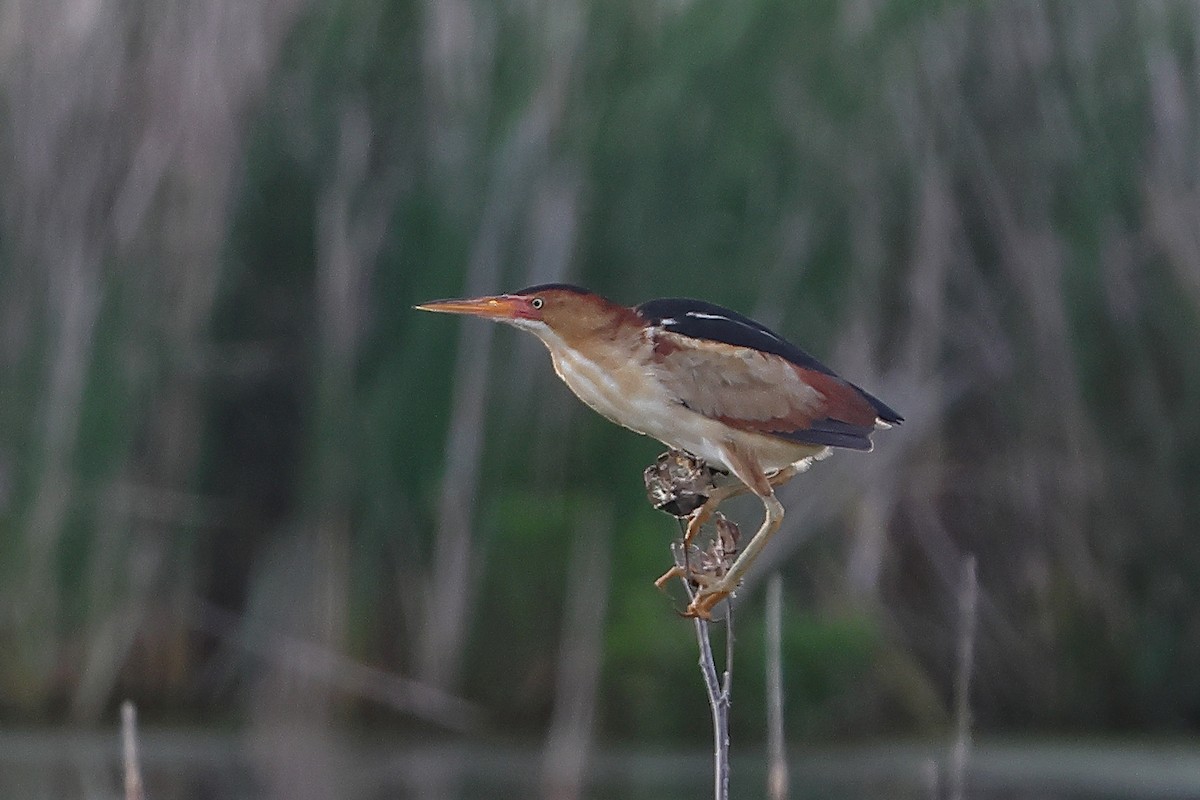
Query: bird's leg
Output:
[[656, 466, 791, 590], [687, 493, 784, 618], [682, 463, 798, 545], [654, 565, 684, 589], [674, 483, 735, 588], [766, 463, 800, 492], [654, 497, 730, 591], [685, 449, 794, 619], [682, 483, 734, 542]]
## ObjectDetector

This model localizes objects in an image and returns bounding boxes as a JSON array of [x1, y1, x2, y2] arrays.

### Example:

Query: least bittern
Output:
[[416, 284, 901, 617]]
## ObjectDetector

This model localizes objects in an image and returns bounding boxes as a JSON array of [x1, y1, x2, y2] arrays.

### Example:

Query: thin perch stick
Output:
[[646, 453, 738, 800], [948, 554, 978, 800], [680, 556, 731, 800], [121, 699, 144, 800], [766, 574, 788, 800]]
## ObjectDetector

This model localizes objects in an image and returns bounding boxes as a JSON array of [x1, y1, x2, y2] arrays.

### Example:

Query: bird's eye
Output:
[[530, 297, 544, 310]]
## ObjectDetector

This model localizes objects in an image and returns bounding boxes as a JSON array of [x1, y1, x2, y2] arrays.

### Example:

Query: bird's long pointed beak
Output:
[[414, 295, 524, 319]]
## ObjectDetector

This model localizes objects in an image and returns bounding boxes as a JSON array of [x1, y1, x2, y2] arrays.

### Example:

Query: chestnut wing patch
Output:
[[637, 297, 902, 426], [648, 329, 882, 451]]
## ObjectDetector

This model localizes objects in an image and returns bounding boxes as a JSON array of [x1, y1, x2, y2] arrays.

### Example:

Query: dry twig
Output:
[[121, 700, 144, 800], [679, 571, 733, 800], [948, 554, 978, 800], [645, 450, 738, 800], [766, 574, 788, 800]]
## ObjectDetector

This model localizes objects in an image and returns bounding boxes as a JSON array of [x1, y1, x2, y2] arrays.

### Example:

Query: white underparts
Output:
[[527, 323, 824, 476]]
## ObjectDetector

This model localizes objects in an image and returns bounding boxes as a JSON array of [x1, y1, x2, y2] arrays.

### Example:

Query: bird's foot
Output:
[[656, 513, 741, 616], [684, 587, 732, 620], [654, 564, 684, 590]]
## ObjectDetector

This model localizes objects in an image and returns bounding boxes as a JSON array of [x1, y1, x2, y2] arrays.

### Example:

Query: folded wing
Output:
[[639, 298, 901, 451]]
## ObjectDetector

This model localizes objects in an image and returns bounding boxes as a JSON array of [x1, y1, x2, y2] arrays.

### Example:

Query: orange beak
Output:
[[414, 295, 528, 320]]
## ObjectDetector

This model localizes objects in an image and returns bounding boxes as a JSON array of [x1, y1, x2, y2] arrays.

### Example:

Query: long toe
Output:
[[686, 589, 730, 619]]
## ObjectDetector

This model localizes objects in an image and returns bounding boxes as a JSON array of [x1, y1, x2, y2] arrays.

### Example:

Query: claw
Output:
[[654, 565, 684, 589], [646, 451, 799, 622], [684, 589, 731, 620]]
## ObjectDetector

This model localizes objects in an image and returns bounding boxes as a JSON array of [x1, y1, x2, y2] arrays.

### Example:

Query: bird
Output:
[[415, 283, 902, 617]]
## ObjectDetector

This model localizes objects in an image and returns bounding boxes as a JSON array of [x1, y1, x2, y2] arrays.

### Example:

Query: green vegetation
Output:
[[1, 0, 1198, 745]]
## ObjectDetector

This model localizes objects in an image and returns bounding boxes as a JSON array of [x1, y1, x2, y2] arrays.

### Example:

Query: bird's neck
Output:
[[534, 317, 652, 434], [538, 302, 641, 357]]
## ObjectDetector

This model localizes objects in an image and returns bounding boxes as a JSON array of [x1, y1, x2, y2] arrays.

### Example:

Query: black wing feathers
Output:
[[855, 387, 903, 425], [637, 297, 905, 441], [775, 420, 874, 450], [636, 298, 839, 377]]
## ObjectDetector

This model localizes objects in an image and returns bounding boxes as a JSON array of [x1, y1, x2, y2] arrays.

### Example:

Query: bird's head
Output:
[[415, 284, 636, 348]]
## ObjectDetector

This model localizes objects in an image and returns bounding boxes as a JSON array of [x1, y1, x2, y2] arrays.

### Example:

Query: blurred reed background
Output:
[[1, 0, 1198, 780]]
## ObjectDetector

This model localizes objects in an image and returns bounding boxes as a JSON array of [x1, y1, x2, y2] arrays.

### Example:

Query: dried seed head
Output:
[[643, 449, 722, 517], [712, 513, 740, 564]]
